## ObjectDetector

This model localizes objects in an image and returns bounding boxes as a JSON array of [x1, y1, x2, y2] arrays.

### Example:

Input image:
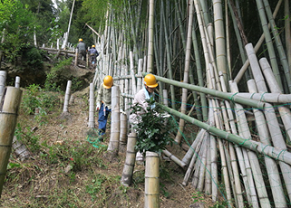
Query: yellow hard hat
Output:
[[103, 75, 113, 89], [144, 74, 158, 88], [92, 45, 95, 48], [79, 38, 83, 42]]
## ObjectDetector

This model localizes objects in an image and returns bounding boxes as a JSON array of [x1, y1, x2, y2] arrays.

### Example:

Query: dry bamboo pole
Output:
[[144, 151, 159, 208], [147, 0, 154, 74], [192, 20, 208, 121], [260, 58, 291, 141], [219, 72, 244, 208], [204, 133, 211, 195], [88, 83, 95, 128], [263, 0, 291, 93], [182, 131, 205, 186], [192, 138, 206, 189], [233, 0, 282, 83], [231, 82, 270, 208], [162, 149, 186, 169], [161, 0, 175, 110], [213, 0, 228, 85], [107, 86, 120, 155], [62, 0, 75, 49], [197, 132, 209, 192], [182, 129, 206, 165], [228, 92, 291, 103], [175, 0, 194, 144], [14, 76, 20, 88], [0, 87, 22, 196], [247, 79, 286, 207], [129, 51, 137, 95], [121, 132, 136, 186], [62, 80, 72, 114], [259, 58, 291, 201], [119, 112, 127, 146], [74, 49, 78, 66], [0, 71, 6, 103], [285, 0, 291, 69], [255, 0, 283, 92]]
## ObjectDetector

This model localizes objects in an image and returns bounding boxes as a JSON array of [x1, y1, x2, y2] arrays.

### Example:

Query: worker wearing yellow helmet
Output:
[[76, 38, 87, 60], [95, 75, 114, 141], [129, 74, 159, 162], [88, 44, 99, 65]]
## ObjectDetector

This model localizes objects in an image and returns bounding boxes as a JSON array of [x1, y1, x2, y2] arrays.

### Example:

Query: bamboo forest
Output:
[[1, 0, 291, 207]]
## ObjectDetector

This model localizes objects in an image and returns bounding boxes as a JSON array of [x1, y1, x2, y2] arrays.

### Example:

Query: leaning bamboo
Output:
[[162, 149, 186, 169], [175, 0, 194, 144], [88, 83, 95, 128], [0, 71, 6, 102], [192, 139, 205, 189], [157, 102, 291, 166], [62, 80, 72, 113], [121, 132, 136, 186], [228, 92, 291, 103], [247, 79, 286, 207], [197, 132, 209, 192], [0, 87, 22, 197], [263, 0, 291, 93], [107, 86, 120, 154], [255, 0, 282, 92], [231, 81, 270, 208], [144, 151, 159, 208]]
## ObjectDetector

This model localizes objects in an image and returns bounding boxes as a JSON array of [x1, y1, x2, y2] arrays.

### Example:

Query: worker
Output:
[[129, 73, 158, 162], [96, 75, 114, 141], [76, 38, 87, 60], [88, 45, 99, 65]]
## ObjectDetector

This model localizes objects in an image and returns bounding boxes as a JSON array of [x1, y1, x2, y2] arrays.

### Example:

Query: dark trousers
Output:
[[98, 103, 111, 135]]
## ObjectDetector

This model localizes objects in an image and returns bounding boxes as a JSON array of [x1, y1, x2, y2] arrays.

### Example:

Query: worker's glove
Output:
[[161, 113, 170, 118], [96, 103, 100, 111], [120, 110, 126, 115]]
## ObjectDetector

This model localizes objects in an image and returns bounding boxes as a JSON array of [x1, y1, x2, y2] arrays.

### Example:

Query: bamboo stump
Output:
[[61, 80, 72, 118], [119, 113, 128, 152], [144, 151, 160, 208], [0, 87, 22, 197], [121, 132, 137, 186]]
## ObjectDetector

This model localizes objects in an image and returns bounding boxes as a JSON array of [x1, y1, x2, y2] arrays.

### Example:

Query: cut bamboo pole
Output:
[[119, 113, 127, 146], [14, 76, 20, 88], [247, 79, 286, 207], [107, 86, 120, 155], [231, 81, 270, 208], [144, 151, 159, 208], [162, 89, 168, 107], [0, 87, 22, 197], [0, 71, 6, 103], [162, 149, 186, 169], [62, 80, 72, 114], [88, 83, 95, 128], [121, 132, 136, 186]]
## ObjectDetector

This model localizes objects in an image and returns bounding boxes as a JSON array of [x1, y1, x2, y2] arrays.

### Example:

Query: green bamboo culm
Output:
[[0, 87, 22, 197]]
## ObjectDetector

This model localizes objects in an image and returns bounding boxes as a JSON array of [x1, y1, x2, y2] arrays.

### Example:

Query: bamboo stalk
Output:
[[0, 87, 22, 197], [231, 81, 270, 208], [175, 0, 194, 144], [285, 0, 291, 69], [129, 51, 137, 95], [247, 79, 287, 207], [197, 132, 209, 192], [144, 151, 159, 208], [121, 132, 136, 186], [192, 138, 206, 189], [62, 80, 72, 113], [14, 76, 20, 88], [255, 0, 283, 92], [162, 149, 186, 169], [119, 113, 127, 146], [0, 71, 6, 103], [147, 0, 154, 74], [88, 83, 95, 128], [107, 86, 120, 155], [228, 92, 291, 103], [136, 59, 143, 92]]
